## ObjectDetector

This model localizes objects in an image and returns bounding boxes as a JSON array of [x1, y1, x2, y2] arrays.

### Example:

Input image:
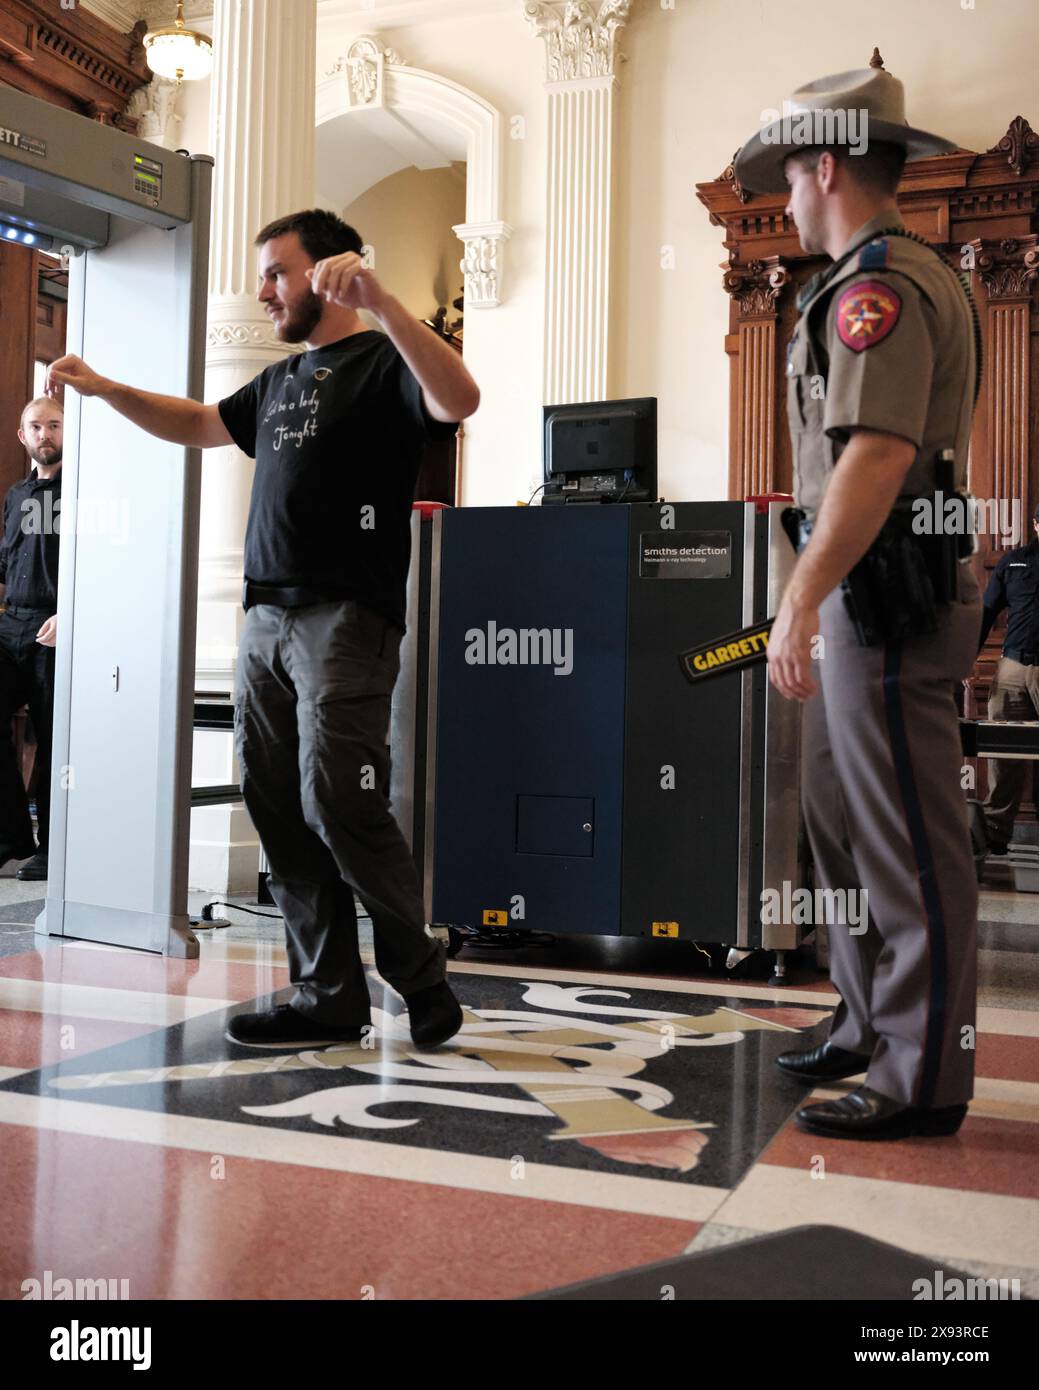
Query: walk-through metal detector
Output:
[[0, 86, 212, 958]]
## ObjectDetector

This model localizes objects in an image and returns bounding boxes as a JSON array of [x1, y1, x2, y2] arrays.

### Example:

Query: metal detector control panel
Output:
[[0, 85, 191, 246]]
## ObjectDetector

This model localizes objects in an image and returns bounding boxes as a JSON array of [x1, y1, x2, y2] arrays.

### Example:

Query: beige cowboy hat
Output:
[[734, 52, 957, 195]]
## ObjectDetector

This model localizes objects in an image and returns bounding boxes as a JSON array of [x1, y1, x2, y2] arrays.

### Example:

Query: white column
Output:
[[525, 0, 632, 405], [190, 0, 316, 893]]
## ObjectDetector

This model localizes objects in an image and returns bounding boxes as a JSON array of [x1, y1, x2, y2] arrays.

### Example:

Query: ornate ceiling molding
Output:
[[89, 0, 515, 33], [523, 0, 632, 83], [82, 0, 214, 29], [80, 0, 145, 30], [318, 0, 515, 26]]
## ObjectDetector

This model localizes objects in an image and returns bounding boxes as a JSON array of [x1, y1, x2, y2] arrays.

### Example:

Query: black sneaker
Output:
[[16, 852, 48, 881], [405, 980, 463, 1048], [226, 1004, 369, 1049]]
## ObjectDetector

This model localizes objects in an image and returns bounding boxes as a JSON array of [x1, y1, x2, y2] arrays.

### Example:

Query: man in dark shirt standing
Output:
[[47, 208, 480, 1050], [0, 397, 62, 882], [977, 506, 1039, 853]]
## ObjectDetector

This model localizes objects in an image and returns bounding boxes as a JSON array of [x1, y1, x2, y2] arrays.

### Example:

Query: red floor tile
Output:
[[0, 947, 289, 1003], [0, 1010, 164, 1071], [0, 1124, 699, 1300], [976, 1031, 1039, 1083], [758, 1112, 1039, 1199]]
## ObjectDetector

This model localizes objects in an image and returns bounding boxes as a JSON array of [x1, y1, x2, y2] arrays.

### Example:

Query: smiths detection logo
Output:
[[0, 126, 47, 159], [464, 621, 573, 676]]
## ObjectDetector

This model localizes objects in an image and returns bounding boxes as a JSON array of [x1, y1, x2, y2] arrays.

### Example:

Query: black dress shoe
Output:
[[226, 1004, 369, 1049], [796, 1085, 968, 1141], [405, 979, 463, 1048], [0, 842, 37, 872], [775, 1040, 870, 1082], [17, 852, 48, 881]]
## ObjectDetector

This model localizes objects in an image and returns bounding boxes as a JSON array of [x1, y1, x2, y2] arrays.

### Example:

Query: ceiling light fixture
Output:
[[144, 1, 213, 84]]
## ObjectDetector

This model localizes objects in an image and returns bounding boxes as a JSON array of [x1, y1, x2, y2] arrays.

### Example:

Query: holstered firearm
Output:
[[799, 451, 973, 648]]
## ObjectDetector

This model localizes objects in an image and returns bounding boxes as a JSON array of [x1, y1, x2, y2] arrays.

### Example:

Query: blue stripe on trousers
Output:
[[881, 640, 947, 1109]]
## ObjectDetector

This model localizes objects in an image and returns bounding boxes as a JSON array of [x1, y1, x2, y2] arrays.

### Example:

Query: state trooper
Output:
[[734, 60, 982, 1139]]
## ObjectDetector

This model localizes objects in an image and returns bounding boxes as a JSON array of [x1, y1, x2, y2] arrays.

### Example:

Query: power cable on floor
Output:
[[199, 901, 282, 922]]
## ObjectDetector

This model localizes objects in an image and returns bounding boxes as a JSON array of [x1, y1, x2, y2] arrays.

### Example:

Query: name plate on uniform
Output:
[[639, 531, 732, 579]]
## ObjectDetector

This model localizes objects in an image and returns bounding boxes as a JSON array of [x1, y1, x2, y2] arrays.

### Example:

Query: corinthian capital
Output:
[[523, 0, 632, 82], [723, 258, 790, 316], [975, 237, 1039, 300]]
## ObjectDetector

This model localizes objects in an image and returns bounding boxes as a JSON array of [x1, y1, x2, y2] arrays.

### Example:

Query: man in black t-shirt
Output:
[[48, 208, 480, 1050]]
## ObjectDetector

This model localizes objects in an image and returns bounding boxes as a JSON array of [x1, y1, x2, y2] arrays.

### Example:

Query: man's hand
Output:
[[47, 355, 108, 399], [767, 594, 819, 702], [306, 253, 387, 315], [36, 616, 57, 648]]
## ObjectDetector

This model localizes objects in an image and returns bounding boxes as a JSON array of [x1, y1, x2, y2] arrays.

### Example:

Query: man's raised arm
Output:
[[46, 355, 232, 450]]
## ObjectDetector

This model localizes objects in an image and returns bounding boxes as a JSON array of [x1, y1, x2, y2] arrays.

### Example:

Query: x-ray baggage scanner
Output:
[[0, 86, 212, 957]]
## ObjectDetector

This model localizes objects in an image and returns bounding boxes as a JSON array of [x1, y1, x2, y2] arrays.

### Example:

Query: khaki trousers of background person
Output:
[[800, 568, 981, 1109], [234, 599, 445, 1025], [983, 657, 1039, 841]]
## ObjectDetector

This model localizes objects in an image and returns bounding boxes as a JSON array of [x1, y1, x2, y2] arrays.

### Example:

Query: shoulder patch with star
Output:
[[835, 279, 902, 352]]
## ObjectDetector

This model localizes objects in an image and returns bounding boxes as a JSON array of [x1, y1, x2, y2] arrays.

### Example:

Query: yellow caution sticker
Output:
[[679, 618, 774, 683], [652, 921, 679, 938], [483, 909, 508, 926]]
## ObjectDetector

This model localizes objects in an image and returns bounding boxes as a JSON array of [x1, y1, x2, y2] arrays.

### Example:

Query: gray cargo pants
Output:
[[234, 599, 445, 1024], [983, 656, 1039, 840], [801, 567, 981, 1108]]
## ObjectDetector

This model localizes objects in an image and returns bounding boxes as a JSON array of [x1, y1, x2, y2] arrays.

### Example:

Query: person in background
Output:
[[977, 504, 1039, 854], [0, 397, 62, 882]]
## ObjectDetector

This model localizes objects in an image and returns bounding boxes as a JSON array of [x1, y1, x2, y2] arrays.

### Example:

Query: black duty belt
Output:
[[243, 580, 345, 609], [3, 603, 54, 618], [1003, 649, 1039, 666]]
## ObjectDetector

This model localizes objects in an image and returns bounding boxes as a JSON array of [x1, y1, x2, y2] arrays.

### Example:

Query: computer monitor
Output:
[[542, 396, 657, 504]]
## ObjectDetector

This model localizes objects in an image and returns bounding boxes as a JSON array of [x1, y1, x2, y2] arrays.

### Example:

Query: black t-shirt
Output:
[[0, 466, 61, 609], [218, 330, 457, 630], [982, 540, 1039, 655]]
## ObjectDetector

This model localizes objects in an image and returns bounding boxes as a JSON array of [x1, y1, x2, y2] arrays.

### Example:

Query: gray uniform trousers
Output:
[[801, 567, 981, 1108], [234, 599, 445, 1025]]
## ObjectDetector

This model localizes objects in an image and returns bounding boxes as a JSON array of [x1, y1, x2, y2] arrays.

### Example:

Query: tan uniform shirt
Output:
[[786, 211, 976, 520]]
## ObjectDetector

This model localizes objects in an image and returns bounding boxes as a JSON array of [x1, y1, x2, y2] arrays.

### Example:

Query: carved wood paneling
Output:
[[0, 244, 37, 502], [0, 0, 149, 129], [35, 288, 66, 364]]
